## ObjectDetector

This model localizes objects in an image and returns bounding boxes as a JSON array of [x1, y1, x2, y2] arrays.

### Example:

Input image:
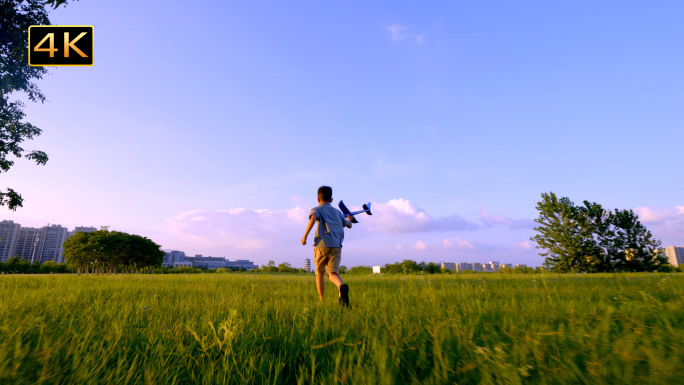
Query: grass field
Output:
[[1, 273, 683, 384]]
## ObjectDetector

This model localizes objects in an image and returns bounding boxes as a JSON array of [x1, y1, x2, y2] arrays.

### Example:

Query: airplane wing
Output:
[[338, 201, 359, 223], [338, 200, 350, 216]]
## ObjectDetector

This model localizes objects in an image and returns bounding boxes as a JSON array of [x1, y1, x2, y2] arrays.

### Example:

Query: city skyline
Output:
[[4, 1, 684, 268], [2, 218, 681, 270], [0, 218, 538, 268]]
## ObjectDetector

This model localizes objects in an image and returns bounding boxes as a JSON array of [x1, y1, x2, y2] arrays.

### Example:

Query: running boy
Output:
[[301, 186, 352, 306]]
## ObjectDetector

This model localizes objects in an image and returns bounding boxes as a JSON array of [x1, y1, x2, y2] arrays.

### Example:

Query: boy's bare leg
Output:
[[316, 272, 325, 301], [328, 272, 343, 296]]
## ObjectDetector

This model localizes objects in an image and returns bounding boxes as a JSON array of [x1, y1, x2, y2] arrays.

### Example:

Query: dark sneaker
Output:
[[338, 284, 349, 307]]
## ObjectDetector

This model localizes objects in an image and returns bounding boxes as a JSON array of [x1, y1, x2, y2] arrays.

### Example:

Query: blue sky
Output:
[[4, 0, 684, 268]]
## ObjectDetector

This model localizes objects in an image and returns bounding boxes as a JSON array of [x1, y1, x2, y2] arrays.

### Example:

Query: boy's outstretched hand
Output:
[[301, 237, 307, 246]]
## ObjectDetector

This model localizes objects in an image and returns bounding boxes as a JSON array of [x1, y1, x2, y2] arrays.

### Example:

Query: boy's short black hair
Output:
[[318, 186, 333, 202]]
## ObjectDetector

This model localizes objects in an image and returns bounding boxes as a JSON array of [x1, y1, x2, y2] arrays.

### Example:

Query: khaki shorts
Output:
[[314, 247, 342, 275]]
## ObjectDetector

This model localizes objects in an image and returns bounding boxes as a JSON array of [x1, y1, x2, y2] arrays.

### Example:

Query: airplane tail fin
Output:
[[363, 202, 372, 215]]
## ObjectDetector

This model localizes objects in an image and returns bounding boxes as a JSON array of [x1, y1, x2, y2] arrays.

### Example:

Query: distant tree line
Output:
[[256, 261, 308, 274], [244, 260, 550, 275], [0, 258, 72, 274], [381, 260, 442, 274], [375, 260, 547, 274], [63, 229, 165, 275], [532, 192, 671, 273]]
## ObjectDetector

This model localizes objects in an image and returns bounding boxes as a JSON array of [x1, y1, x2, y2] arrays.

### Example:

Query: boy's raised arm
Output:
[[301, 215, 316, 245]]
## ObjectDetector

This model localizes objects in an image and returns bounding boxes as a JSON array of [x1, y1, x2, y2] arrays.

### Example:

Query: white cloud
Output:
[[167, 206, 309, 254], [364, 198, 480, 234], [413, 240, 428, 250], [442, 238, 475, 249], [387, 24, 407, 41], [160, 199, 548, 267], [481, 210, 535, 229], [633, 206, 673, 223], [386, 24, 426, 44], [629, 206, 684, 248], [514, 241, 532, 250]]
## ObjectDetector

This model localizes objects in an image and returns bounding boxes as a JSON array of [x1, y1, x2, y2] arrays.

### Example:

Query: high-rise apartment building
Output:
[[68, 226, 97, 238], [440, 262, 455, 271], [74, 226, 97, 233], [14, 227, 42, 262], [11, 224, 73, 264], [665, 246, 684, 267], [304, 258, 311, 272], [36, 225, 69, 263], [0, 220, 21, 262]]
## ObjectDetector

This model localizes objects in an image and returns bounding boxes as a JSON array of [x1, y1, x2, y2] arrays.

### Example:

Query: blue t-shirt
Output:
[[309, 203, 349, 248]]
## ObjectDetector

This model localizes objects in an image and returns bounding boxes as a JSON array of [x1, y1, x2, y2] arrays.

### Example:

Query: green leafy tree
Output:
[[348, 266, 372, 274], [62, 231, 92, 274], [39, 260, 57, 273], [400, 259, 420, 274], [382, 262, 402, 274], [63, 229, 164, 274], [531, 192, 589, 272], [137, 235, 165, 272], [0, 1, 54, 209], [532, 192, 665, 273], [382, 260, 422, 274], [263, 260, 277, 273], [576, 201, 615, 272], [610, 208, 665, 272], [1, 0, 84, 210], [424, 262, 441, 274], [5, 256, 33, 273], [277, 262, 290, 273]]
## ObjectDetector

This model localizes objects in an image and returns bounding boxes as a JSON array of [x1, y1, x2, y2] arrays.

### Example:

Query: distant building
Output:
[[0, 220, 21, 262], [67, 226, 97, 239], [440, 262, 456, 271], [225, 259, 258, 270], [162, 250, 192, 268], [188, 256, 227, 269], [455, 262, 482, 272], [14, 227, 41, 262], [182, 255, 258, 270], [75, 226, 97, 233], [665, 246, 684, 267], [37, 225, 69, 263], [455, 262, 471, 272], [304, 258, 311, 272], [373, 266, 381, 274], [11, 224, 68, 263]]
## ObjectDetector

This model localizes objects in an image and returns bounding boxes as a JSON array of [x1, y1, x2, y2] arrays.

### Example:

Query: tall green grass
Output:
[[1, 273, 683, 384]]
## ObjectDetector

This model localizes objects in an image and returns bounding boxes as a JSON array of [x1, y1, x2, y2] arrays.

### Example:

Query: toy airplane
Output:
[[338, 200, 372, 223]]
